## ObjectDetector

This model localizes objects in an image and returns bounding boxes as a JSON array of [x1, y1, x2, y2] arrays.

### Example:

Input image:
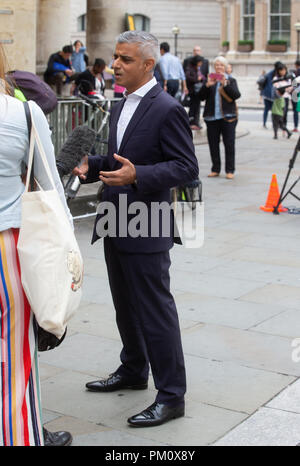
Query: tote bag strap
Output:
[[23, 101, 56, 193], [23, 101, 35, 192]]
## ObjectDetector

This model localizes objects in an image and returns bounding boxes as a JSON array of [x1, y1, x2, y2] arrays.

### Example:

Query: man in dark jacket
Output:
[[183, 45, 209, 78], [44, 45, 74, 96], [73, 31, 199, 428]]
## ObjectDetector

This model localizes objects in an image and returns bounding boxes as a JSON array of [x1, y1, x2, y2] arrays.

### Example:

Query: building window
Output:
[[242, 0, 255, 41], [77, 14, 86, 32], [269, 0, 290, 43], [126, 13, 150, 31], [133, 14, 150, 31]]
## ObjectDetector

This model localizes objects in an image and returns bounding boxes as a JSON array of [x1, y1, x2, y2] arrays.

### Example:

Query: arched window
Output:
[[242, 0, 255, 40], [269, 0, 290, 43]]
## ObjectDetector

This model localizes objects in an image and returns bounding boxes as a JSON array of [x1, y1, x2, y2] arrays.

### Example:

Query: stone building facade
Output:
[[0, 0, 221, 72], [2, 0, 300, 104]]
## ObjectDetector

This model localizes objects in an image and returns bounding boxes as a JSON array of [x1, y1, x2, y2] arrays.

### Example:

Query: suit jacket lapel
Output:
[[108, 98, 125, 165]]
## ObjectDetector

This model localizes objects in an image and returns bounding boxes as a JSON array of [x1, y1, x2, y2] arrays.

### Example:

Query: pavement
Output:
[[40, 116, 300, 447]]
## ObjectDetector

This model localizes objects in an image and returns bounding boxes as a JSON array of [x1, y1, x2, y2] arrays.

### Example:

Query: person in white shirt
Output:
[[0, 43, 72, 446]]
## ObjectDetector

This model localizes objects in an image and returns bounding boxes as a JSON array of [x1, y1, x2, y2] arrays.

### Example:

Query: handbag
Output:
[[17, 101, 83, 341], [193, 82, 203, 94], [172, 180, 204, 249]]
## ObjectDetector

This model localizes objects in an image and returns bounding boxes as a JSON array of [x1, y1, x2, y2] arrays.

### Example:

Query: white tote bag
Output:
[[17, 103, 83, 339]]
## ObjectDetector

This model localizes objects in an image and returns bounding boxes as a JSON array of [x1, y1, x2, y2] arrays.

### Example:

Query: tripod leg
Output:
[[273, 135, 300, 214]]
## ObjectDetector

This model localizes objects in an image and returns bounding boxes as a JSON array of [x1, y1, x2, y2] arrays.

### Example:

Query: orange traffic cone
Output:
[[260, 174, 287, 212]]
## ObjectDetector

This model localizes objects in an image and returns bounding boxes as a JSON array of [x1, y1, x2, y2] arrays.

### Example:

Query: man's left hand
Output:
[[99, 154, 137, 186]]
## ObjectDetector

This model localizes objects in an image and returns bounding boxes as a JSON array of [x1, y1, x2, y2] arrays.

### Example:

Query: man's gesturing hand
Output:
[[99, 154, 136, 186], [72, 155, 89, 180]]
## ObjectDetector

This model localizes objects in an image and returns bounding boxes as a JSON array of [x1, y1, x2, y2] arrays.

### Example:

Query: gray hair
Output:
[[116, 31, 160, 68], [213, 55, 228, 67]]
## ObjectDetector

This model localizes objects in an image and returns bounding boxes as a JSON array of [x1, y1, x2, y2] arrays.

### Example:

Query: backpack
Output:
[[7, 70, 58, 114]]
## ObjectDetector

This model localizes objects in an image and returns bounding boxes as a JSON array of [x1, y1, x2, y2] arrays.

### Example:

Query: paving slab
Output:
[[266, 378, 300, 414], [181, 323, 300, 376], [175, 292, 286, 330], [38, 118, 300, 446], [240, 283, 300, 309], [252, 309, 300, 338], [107, 400, 247, 446], [213, 407, 300, 446], [184, 355, 294, 414]]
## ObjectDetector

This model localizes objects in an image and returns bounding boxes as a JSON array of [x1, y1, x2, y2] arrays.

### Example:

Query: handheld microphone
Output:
[[56, 125, 96, 177]]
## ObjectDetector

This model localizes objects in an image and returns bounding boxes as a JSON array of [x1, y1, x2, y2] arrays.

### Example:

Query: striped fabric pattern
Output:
[[0, 228, 43, 446]]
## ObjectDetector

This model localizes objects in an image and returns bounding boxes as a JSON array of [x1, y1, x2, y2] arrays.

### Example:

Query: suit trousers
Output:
[[103, 237, 186, 405], [205, 118, 237, 174]]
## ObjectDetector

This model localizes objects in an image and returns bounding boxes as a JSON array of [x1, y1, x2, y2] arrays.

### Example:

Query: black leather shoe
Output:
[[127, 402, 185, 427], [85, 373, 148, 392], [43, 427, 73, 446]]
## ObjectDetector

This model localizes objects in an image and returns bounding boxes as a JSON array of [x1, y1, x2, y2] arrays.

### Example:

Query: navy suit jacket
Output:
[[84, 83, 199, 253]]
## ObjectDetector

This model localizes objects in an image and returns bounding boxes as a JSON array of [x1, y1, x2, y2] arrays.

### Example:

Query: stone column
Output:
[[228, 0, 240, 52], [0, 0, 37, 72], [36, 0, 72, 70], [254, 0, 268, 51], [216, 0, 228, 46], [220, 1, 228, 45], [86, 0, 129, 64], [291, 0, 300, 52]]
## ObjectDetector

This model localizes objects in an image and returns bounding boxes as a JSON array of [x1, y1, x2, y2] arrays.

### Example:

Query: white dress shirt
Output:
[[117, 77, 157, 151]]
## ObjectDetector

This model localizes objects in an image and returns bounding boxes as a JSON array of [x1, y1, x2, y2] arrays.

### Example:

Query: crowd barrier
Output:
[[48, 97, 120, 155]]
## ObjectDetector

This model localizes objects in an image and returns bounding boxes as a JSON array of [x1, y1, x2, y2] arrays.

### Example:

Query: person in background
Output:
[[44, 45, 74, 96], [226, 63, 233, 78], [74, 58, 106, 97], [159, 42, 188, 97], [257, 69, 266, 104], [272, 63, 293, 130], [185, 54, 205, 130], [271, 86, 292, 139], [261, 61, 282, 128], [183, 45, 209, 78], [199, 55, 241, 179], [0, 43, 73, 446], [290, 60, 300, 132], [71, 40, 87, 74]]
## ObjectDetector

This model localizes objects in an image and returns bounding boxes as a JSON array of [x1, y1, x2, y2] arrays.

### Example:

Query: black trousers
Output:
[[205, 119, 237, 174], [188, 92, 201, 126], [104, 237, 186, 405], [272, 114, 290, 137]]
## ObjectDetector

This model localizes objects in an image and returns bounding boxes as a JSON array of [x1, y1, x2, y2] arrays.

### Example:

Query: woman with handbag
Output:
[[0, 44, 73, 446], [199, 56, 241, 179], [185, 54, 204, 130]]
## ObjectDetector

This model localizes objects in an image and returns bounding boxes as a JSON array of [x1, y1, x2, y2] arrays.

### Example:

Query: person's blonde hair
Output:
[[0, 44, 13, 95]]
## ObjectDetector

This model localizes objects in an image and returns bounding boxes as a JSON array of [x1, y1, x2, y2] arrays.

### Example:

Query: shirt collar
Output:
[[124, 77, 157, 99]]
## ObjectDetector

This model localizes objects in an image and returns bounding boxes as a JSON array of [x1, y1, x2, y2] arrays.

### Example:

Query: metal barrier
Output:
[[47, 97, 120, 155]]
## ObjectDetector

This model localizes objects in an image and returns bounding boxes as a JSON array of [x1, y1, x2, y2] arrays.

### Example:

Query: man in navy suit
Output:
[[74, 31, 199, 427]]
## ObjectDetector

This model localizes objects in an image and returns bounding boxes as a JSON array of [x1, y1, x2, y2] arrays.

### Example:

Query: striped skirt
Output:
[[0, 228, 43, 446]]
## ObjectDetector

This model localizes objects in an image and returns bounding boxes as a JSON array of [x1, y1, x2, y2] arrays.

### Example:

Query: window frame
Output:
[[269, 0, 291, 44], [241, 0, 255, 41]]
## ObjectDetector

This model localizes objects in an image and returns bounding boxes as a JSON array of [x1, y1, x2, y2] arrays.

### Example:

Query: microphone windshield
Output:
[[56, 125, 96, 177]]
